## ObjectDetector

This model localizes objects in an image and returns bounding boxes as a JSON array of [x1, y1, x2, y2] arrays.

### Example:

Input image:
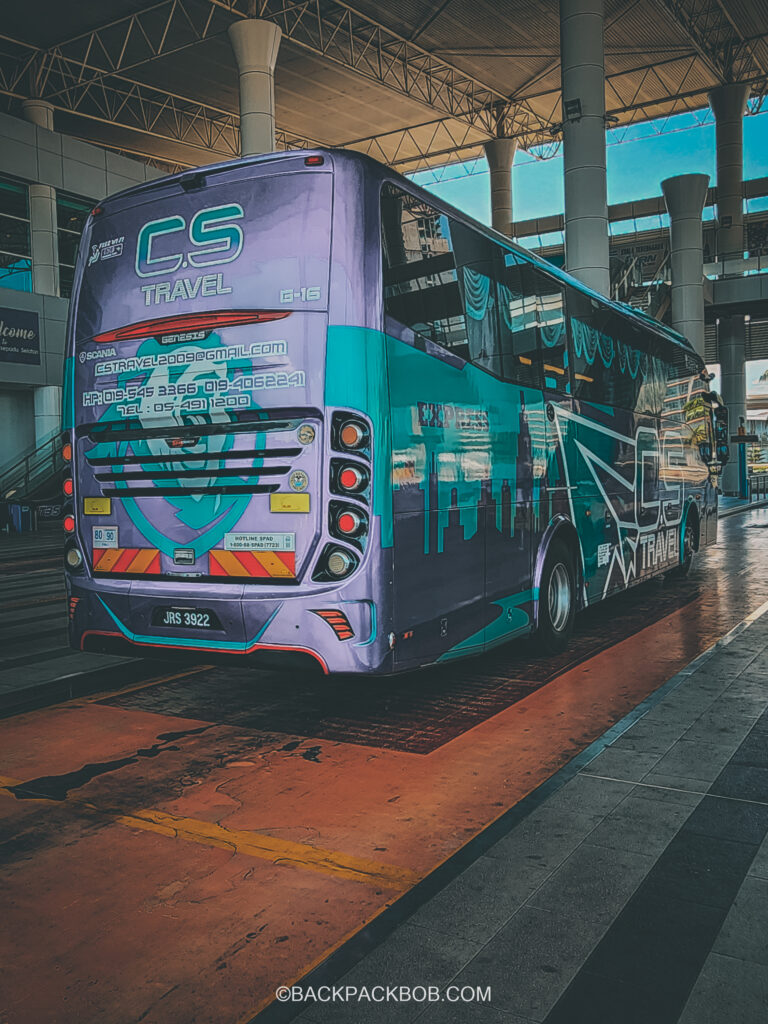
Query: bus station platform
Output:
[[288, 578, 768, 1024], [1, 505, 767, 1024]]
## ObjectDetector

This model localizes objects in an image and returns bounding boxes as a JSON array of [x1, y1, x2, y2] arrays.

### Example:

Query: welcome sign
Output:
[[0, 307, 40, 364]]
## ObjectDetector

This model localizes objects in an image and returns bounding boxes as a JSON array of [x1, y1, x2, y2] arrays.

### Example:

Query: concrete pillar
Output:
[[559, 0, 610, 295], [21, 98, 54, 131], [21, 101, 60, 297], [661, 174, 709, 359], [227, 19, 282, 156], [27, 185, 60, 296], [719, 315, 747, 495], [33, 385, 61, 446], [709, 84, 748, 494], [483, 138, 517, 236], [708, 83, 749, 260]]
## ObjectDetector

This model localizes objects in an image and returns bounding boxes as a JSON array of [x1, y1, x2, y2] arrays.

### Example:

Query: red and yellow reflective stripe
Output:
[[93, 547, 161, 574], [209, 549, 295, 578]]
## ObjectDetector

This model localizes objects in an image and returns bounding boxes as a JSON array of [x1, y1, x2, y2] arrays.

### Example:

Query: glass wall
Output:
[[0, 176, 32, 293], [56, 192, 93, 299]]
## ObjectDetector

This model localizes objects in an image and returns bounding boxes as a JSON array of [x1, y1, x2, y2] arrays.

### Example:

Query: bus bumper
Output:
[[66, 577, 392, 675]]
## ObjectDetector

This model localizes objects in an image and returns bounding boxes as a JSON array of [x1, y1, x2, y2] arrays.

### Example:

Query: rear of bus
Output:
[[63, 151, 393, 674]]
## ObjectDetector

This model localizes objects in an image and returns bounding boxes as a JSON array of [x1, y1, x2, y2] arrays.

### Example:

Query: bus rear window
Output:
[[75, 170, 332, 344]]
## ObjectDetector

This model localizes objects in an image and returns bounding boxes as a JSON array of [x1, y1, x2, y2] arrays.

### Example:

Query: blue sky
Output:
[[411, 109, 768, 224], [411, 108, 768, 388]]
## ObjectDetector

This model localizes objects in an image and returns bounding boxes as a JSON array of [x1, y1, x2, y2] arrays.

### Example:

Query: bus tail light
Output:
[[65, 545, 83, 571], [337, 464, 367, 493], [63, 514, 75, 533], [327, 549, 355, 577], [339, 419, 368, 450], [337, 510, 361, 535], [62, 441, 72, 462], [63, 476, 74, 496], [312, 545, 358, 582], [330, 502, 368, 542]]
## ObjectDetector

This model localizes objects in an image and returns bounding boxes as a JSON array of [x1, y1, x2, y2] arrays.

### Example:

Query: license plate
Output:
[[151, 606, 222, 630]]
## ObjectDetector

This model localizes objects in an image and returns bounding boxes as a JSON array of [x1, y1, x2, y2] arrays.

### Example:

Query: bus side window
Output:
[[461, 264, 502, 376], [525, 265, 568, 393], [637, 338, 666, 418], [609, 314, 645, 412], [381, 183, 470, 361], [451, 220, 504, 377], [567, 288, 608, 403], [568, 290, 646, 412], [497, 256, 543, 389]]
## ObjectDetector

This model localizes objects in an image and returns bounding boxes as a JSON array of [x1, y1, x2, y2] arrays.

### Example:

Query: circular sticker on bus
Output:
[[289, 470, 309, 492]]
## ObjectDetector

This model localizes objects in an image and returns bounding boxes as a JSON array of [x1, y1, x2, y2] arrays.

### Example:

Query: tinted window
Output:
[[381, 183, 469, 360], [567, 289, 666, 413], [508, 258, 568, 391], [497, 253, 544, 388], [0, 174, 31, 293], [57, 192, 94, 300], [382, 184, 566, 392]]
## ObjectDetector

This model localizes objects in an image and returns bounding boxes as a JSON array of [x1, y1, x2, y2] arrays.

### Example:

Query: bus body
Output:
[[63, 149, 721, 674]]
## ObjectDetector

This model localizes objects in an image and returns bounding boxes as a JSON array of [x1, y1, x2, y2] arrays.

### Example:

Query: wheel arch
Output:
[[533, 515, 584, 629], [681, 498, 701, 558]]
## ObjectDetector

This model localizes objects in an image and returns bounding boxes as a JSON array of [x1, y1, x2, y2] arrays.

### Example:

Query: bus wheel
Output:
[[671, 518, 696, 578], [534, 541, 576, 654]]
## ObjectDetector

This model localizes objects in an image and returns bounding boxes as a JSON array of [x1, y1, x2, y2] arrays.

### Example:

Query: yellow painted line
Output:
[[0, 773, 418, 892], [86, 665, 213, 704], [117, 808, 420, 891]]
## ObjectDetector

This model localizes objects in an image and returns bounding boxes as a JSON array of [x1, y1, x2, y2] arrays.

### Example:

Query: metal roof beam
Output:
[[652, 0, 757, 84], [0, 38, 318, 163], [0, 0, 554, 147], [221, 0, 553, 143]]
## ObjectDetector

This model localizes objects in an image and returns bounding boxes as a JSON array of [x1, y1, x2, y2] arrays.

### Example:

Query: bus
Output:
[[62, 149, 728, 674]]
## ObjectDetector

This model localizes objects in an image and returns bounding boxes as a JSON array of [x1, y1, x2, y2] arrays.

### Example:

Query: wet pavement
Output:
[[0, 507, 767, 1023]]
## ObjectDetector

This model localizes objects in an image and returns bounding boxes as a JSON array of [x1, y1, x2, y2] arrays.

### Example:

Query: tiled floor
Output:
[[292, 605, 768, 1024]]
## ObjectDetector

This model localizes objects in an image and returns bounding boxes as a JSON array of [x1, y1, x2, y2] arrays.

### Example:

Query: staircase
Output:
[[611, 249, 671, 323], [0, 431, 65, 529]]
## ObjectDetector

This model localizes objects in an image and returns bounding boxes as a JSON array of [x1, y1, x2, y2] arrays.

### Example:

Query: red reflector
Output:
[[92, 309, 290, 344], [63, 515, 75, 533], [337, 512, 358, 534], [311, 609, 354, 640], [63, 478, 74, 496], [304, 155, 324, 166], [91, 206, 103, 216]]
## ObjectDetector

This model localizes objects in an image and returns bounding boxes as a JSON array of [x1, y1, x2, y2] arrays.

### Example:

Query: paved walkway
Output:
[[289, 603, 768, 1024], [719, 493, 768, 516], [0, 529, 151, 712]]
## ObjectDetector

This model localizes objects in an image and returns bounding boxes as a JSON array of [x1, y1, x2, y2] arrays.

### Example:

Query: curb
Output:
[[718, 497, 768, 518], [0, 658, 165, 718]]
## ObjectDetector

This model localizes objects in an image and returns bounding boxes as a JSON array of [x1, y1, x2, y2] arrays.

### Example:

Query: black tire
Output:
[[670, 516, 696, 578], [534, 540, 576, 654]]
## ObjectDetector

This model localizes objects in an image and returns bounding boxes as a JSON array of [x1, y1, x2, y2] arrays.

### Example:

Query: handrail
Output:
[[0, 431, 63, 500]]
